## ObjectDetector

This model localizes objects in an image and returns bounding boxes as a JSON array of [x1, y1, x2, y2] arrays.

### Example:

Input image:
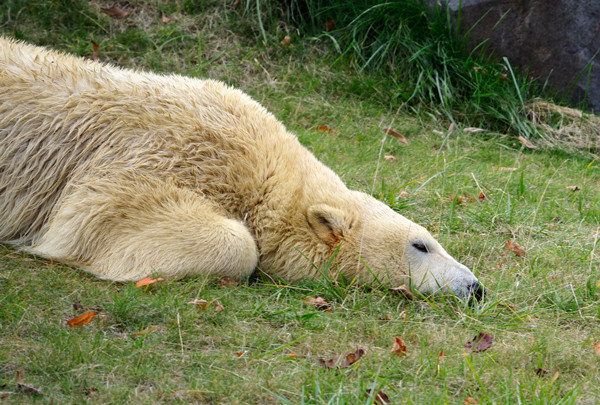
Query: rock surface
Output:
[[429, 0, 600, 111]]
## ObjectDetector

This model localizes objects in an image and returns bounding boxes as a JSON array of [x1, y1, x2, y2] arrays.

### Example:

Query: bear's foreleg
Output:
[[27, 173, 258, 281]]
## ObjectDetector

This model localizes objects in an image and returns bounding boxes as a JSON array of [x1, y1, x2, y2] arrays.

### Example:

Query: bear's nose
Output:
[[467, 281, 485, 304]]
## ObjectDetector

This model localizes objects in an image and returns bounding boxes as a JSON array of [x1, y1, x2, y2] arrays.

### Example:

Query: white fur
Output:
[[0, 38, 480, 298]]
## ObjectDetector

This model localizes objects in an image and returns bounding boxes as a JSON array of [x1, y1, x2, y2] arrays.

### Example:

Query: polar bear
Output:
[[0, 38, 482, 300]]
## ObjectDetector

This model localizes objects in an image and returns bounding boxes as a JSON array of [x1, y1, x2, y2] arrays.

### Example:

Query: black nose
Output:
[[467, 281, 485, 303]]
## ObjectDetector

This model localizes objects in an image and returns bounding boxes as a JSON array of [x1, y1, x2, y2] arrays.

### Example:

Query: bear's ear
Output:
[[306, 204, 346, 247]]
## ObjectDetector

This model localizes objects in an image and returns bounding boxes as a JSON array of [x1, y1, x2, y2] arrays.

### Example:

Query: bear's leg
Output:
[[27, 174, 258, 281]]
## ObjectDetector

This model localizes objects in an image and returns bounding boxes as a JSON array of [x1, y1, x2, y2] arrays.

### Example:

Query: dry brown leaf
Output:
[[397, 190, 411, 199], [366, 389, 391, 404], [16, 383, 42, 396], [438, 349, 447, 359], [448, 194, 474, 205], [504, 240, 527, 257], [518, 136, 538, 149], [551, 371, 560, 382], [67, 311, 98, 327], [593, 341, 600, 357], [391, 337, 407, 356], [464, 397, 479, 405], [318, 348, 365, 369], [214, 300, 225, 313], [236, 351, 244, 357], [303, 296, 331, 311], [464, 332, 493, 353], [130, 325, 159, 337], [478, 192, 486, 201], [101, 6, 132, 18], [161, 14, 172, 23], [135, 277, 164, 287], [73, 301, 84, 311], [91, 40, 99, 60], [316, 125, 333, 132], [384, 155, 397, 163], [390, 284, 413, 300], [566, 185, 581, 191], [384, 127, 409, 145], [187, 299, 210, 309], [218, 276, 239, 287], [288, 352, 298, 359], [463, 127, 485, 134], [280, 35, 291, 47], [325, 20, 335, 32]]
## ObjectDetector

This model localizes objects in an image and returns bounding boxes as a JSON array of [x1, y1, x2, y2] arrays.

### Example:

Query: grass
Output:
[[1, 1, 600, 403]]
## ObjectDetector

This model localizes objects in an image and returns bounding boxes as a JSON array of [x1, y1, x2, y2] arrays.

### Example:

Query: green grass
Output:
[[1, 1, 600, 404]]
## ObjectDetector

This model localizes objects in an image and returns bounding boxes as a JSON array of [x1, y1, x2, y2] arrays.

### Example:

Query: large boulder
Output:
[[430, 0, 600, 112]]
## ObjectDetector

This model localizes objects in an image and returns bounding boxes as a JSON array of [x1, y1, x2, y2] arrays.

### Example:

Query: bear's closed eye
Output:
[[412, 242, 429, 253]]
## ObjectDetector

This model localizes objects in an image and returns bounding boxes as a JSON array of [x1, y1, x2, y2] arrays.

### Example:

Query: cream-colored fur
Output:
[[0, 38, 481, 298]]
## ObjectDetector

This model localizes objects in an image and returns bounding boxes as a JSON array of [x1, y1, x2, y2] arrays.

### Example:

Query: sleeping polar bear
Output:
[[0, 37, 483, 300]]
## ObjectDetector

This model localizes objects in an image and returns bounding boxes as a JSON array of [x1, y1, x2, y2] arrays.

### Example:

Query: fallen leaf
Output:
[[478, 192, 486, 201], [318, 348, 365, 369], [464, 397, 479, 405], [91, 40, 99, 60], [161, 14, 171, 23], [378, 316, 391, 321], [464, 332, 493, 353], [384, 127, 409, 145], [593, 341, 600, 357], [366, 389, 391, 404], [391, 337, 407, 356], [448, 194, 474, 205], [73, 301, 83, 311], [135, 277, 164, 287], [439, 349, 447, 359], [551, 371, 560, 382], [280, 35, 291, 46], [186, 299, 210, 309], [504, 240, 527, 257], [130, 325, 159, 337], [16, 383, 42, 396], [236, 352, 244, 357], [463, 127, 485, 133], [566, 185, 581, 192], [67, 311, 99, 327], [101, 6, 132, 18], [390, 284, 413, 300], [518, 136, 538, 149], [325, 20, 335, 32], [384, 155, 397, 163], [535, 367, 550, 377], [214, 300, 225, 313], [316, 125, 333, 132], [303, 296, 331, 311], [218, 276, 239, 287]]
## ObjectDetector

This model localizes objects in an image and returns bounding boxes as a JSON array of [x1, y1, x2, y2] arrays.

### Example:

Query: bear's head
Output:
[[305, 192, 483, 301]]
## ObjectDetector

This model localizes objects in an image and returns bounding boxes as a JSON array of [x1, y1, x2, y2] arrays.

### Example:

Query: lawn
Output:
[[1, 1, 600, 404]]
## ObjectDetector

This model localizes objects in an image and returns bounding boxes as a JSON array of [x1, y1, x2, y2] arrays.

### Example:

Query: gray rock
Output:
[[429, 0, 600, 111]]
